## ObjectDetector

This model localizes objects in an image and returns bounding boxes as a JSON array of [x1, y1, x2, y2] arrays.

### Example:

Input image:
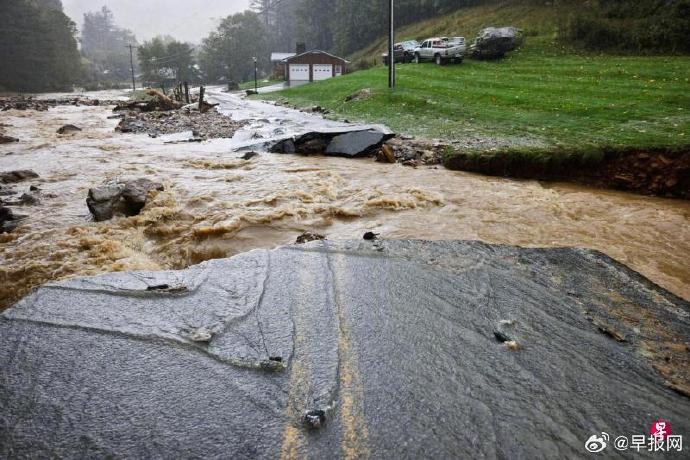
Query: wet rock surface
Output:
[[0, 206, 25, 233], [0, 134, 19, 144], [87, 179, 164, 221], [0, 170, 39, 184], [1, 240, 689, 458], [56, 124, 82, 134]]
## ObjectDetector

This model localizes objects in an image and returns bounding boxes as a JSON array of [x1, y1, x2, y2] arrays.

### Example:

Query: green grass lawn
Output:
[[239, 78, 282, 91], [256, 1, 690, 154], [258, 46, 690, 151]]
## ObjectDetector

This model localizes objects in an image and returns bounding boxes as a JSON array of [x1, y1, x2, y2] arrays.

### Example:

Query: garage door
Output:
[[313, 64, 333, 81], [289, 64, 310, 81]]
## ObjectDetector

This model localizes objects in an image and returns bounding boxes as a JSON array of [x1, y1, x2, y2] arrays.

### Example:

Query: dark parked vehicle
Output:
[[382, 40, 420, 65]]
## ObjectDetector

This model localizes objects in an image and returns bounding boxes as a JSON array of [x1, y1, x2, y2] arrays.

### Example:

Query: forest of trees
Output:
[[0, 0, 81, 92], [249, 0, 484, 56], [80, 6, 138, 88], [138, 36, 198, 88], [198, 11, 268, 85]]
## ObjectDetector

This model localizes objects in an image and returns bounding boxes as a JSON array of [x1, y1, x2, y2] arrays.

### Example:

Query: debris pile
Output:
[[377, 137, 448, 166], [115, 110, 246, 139], [113, 87, 243, 140]]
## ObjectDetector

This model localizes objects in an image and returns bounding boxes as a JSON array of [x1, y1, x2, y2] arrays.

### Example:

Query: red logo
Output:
[[649, 420, 672, 440]]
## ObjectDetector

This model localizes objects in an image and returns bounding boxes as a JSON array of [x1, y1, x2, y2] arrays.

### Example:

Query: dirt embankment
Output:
[[444, 147, 690, 199]]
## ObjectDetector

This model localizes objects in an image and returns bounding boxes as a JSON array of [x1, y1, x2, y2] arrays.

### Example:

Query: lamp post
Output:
[[253, 57, 258, 93], [388, 0, 395, 88]]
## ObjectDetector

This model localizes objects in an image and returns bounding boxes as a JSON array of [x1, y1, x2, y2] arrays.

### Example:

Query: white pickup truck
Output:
[[413, 37, 466, 65]]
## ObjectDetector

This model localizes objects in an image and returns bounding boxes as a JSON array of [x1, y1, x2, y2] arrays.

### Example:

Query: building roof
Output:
[[271, 52, 296, 62], [282, 50, 350, 64]]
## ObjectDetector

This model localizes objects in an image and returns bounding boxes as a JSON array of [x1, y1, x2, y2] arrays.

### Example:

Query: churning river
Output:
[[1, 88, 689, 308]]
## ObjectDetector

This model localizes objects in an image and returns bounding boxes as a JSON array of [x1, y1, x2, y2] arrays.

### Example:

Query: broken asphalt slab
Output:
[[1, 240, 689, 458], [270, 128, 394, 157]]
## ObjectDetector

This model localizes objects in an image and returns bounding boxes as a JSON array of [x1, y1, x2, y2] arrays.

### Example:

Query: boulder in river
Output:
[[87, 179, 164, 221], [1, 240, 688, 457], [121, 178, 165, 216], [0, 206, 25, 233], [86, 184, 125, 221], [0, 134, 19, 144], [0, 170, 39, 184], [56, 124, 82, 135]]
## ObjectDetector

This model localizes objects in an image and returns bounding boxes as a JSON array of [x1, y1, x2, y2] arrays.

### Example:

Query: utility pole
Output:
[[388, 0, 395, 88], [253, 57, 258, 93], [126, 44, 137, 92]]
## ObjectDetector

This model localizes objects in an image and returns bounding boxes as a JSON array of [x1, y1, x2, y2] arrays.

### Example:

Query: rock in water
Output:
[[326, 129, 392, 157], [0, 170, 39, 184], [296, 231, 326, 244], [0, 134, 19, 144], [0, 206, 25, 233], [86, 179, 163, 221], [86, 184, 124, 221], [121, 178, 164, 216], [376, 144, 396, 163], [56, 124, 82, 134], [239, 151, 259, 160], [1, 240, 689, 457]]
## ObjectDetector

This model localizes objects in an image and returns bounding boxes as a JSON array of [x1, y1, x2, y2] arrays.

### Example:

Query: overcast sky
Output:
[[62, 0, 252, 44]]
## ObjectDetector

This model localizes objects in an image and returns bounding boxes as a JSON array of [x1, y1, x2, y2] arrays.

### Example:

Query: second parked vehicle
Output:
[[414, 37, 466, 65]]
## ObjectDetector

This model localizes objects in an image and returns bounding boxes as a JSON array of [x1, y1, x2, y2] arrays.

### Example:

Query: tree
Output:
[[138, 37, 198, 87], [199, 11, 268, 84], [80, 6, 138, 86], [0, 0, 81, 92]]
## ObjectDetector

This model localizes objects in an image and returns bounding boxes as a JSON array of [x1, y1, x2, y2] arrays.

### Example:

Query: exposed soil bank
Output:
[[444, 147, 690, 199]]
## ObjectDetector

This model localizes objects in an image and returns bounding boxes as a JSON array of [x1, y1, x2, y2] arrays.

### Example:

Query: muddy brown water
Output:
[[1, 89, 689, 308]]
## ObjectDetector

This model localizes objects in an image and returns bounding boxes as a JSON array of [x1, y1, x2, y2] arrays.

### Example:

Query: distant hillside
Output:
[[349, 0, 690, 64]]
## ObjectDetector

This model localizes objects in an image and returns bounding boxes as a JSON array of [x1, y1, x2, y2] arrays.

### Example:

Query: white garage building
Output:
[[282, 50, 349, 86]]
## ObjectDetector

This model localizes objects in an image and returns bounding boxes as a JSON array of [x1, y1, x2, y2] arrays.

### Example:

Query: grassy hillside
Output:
[[257, 1, 690, 184], [349, 2, 570, 65]]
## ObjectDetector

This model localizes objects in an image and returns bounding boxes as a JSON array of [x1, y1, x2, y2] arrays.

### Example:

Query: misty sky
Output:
[[62, 0, 252, 44]]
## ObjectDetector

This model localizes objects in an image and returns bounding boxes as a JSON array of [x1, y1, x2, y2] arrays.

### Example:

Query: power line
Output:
[[125, 44, 137, 91]]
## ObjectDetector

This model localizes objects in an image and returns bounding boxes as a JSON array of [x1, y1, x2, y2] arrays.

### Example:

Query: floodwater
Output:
[[1, 88, 689, 308]]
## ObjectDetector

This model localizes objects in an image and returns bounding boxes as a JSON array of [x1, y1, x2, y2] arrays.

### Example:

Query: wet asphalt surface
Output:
[[1, 240, 689, 458]]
